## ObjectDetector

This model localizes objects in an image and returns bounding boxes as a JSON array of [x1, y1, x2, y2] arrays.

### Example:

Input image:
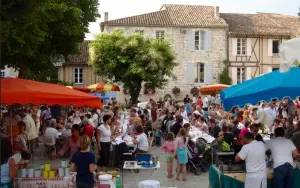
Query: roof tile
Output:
[[101, 4, 228, 27], [220, 13, 300, 36]]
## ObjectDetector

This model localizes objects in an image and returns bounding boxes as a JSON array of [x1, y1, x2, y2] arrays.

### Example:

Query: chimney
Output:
[[215, 6, 220, 18], [104, 12, 109, 21]]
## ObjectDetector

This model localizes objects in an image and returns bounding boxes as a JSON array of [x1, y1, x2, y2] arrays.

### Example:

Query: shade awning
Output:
[[221, 68, 300, 111], [1, 78, 102, 108], [66, 86, 90, 93], [88, 82, 120, 92], [200, 84, 230, 93]]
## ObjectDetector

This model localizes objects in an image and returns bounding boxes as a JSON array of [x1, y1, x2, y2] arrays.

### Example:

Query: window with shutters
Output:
[[155, 31, 165, 39], [74, 68, 83, 84], [195, 31, 205, 50], [194, 63, 205, 83], [135, 30, 144, 36], [237, 38, 246, 55], [0, 70, 5, 78], [272, 40, 280, 56], [237, 67, 246, 84]]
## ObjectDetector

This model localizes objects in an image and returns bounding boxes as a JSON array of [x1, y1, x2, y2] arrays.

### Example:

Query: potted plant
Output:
[[190, 87, 199, 96], [172, 86, 181, 96]]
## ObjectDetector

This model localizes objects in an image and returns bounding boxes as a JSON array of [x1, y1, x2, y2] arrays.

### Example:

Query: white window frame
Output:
[[155, 31, 165, 39], [195, 31, 205, 51], [237, 67, 246, 84], [194, 63, 205, 83], [237, 38, 246, 56], [272, 40, 280, 56], [0, 70, 5, 78], [74, 68, 83, 84], [135, 30, 144, 36]]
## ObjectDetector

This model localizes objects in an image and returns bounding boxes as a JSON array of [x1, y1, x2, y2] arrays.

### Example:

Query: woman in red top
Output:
[[82, 118, 94, 138]]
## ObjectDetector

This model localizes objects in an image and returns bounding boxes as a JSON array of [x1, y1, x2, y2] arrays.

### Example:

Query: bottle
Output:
[[116, 175, 121, 188]]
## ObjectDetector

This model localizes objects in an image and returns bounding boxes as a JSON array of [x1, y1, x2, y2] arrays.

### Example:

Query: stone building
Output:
[[220, 13, 300, 84], [100, 4, 228, 101]]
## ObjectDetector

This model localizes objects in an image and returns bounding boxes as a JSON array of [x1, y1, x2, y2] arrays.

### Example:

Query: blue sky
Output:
[[86, 0, 300, 39]]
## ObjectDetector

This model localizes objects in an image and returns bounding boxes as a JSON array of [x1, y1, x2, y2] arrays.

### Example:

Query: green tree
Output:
[[89, 30, 177, 104], [294, 61, 300, 67], [219, 60, 232, 85], [0, 0, 99, 79]]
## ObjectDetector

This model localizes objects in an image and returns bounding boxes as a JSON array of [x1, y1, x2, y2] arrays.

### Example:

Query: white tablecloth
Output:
[[189, 127, 215, 143], [138, 180, 160, 188], [113, 135, 135, 147]]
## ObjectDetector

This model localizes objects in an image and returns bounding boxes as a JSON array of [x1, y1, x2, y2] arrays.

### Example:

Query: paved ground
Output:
[[122, 146, 210, 188], [28, 144, 210, 188]]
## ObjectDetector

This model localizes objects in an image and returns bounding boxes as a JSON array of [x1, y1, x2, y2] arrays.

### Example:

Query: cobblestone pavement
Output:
[[28, 144, 210, 188], [122, 146, 209, 188]]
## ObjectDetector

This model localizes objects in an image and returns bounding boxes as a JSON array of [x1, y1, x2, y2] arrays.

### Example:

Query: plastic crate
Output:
[[136, 154, 151, 162]]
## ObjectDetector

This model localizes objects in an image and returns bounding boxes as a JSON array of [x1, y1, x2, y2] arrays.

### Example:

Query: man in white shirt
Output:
[[91, 109, 99, 127], [21, 111, 38, 155], [264, 102, 277, 129], [44, 119, 59, 146], [265, 127, 300, 188], [235, 132, 266, 188]]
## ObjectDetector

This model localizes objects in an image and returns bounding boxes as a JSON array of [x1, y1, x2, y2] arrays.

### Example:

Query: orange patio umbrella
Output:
[[88, 82, 120, 92], [200, 84, 230, 94], [1, 78, 102, 108]]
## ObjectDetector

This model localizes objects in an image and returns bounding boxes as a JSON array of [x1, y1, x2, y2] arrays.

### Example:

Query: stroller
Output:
[[186, 137, 213, 175]]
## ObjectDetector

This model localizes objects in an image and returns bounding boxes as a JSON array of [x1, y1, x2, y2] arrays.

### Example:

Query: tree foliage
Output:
[[0, 0, 99, 79], [219, 60, 232, 85], [89, 30, 177, 104], [294, 61, 300, 67]]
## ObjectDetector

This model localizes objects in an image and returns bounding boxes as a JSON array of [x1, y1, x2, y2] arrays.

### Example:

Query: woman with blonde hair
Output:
[[174, 128, 189, 181], [71, 135, 96, 188]]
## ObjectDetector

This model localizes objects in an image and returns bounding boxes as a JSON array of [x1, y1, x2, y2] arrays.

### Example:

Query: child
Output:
[[161, 132, 175, 178], [174, 128, 189, 181]]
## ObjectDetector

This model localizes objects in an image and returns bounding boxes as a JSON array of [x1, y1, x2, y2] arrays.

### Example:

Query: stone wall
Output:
[[103, 26, 227, 102]]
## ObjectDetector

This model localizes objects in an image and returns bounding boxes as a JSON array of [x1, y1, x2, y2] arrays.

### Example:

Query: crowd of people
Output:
[[1, 95, 300, 187]]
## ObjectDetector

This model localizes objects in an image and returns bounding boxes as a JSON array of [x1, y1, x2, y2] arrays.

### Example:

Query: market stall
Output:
[[221, 67, 300, 111], [0, 78, 107, 187], [209, 164, 300, 188]]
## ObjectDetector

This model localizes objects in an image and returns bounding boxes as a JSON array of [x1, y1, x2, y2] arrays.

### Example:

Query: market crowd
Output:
[[1, 95, 300, 187]]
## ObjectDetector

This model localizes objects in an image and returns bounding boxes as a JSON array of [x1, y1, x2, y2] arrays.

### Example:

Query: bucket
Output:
[[34, 170, 42, 177], [65, 167, 70, 177], [61, 160, 68, 168], [21, 168, 27, 178], [49, 170, 55, 178], [44, 163, 51, 171], [42, 171, 49, 178], [27, 168, 34, 177], [58, 168, 64, 177], [151, 156, 159, 166]]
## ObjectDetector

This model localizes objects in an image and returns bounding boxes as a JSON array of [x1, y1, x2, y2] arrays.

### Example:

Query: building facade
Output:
[[221, 13, 300, 84], [101, 4, 228, 100], [57, 41, 103, 87], [1, 66, 19, 78]]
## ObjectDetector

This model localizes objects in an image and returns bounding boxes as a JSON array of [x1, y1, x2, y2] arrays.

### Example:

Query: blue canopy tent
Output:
[[221, 67, 300, 111]]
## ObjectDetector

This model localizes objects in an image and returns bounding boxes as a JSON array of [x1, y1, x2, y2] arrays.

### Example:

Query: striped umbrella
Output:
[[66, 86, 90, 93], [88, 82, 120, 92]]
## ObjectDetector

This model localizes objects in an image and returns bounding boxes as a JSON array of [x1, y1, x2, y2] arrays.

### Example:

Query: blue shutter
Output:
[[204, 63, 213, 84], [187, 31, 195, 51], [186, 63, 194, 84], [204, 31, 212, 52]]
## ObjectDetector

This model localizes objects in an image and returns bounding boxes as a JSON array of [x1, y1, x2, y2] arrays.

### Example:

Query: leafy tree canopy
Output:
[[89, 30, 177, 104], [219, 60, 232, 85], [0, 0, 99, 79]]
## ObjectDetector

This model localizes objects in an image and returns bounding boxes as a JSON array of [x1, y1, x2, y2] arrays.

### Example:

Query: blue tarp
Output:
[[221, 67, 300, 111]]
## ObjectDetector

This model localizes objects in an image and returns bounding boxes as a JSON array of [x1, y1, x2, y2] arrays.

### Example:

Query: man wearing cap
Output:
[[235, 132, 267, 188]]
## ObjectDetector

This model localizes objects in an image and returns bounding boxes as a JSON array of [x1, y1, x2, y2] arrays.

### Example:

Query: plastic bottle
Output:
[[116, 175, 121, 188]]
